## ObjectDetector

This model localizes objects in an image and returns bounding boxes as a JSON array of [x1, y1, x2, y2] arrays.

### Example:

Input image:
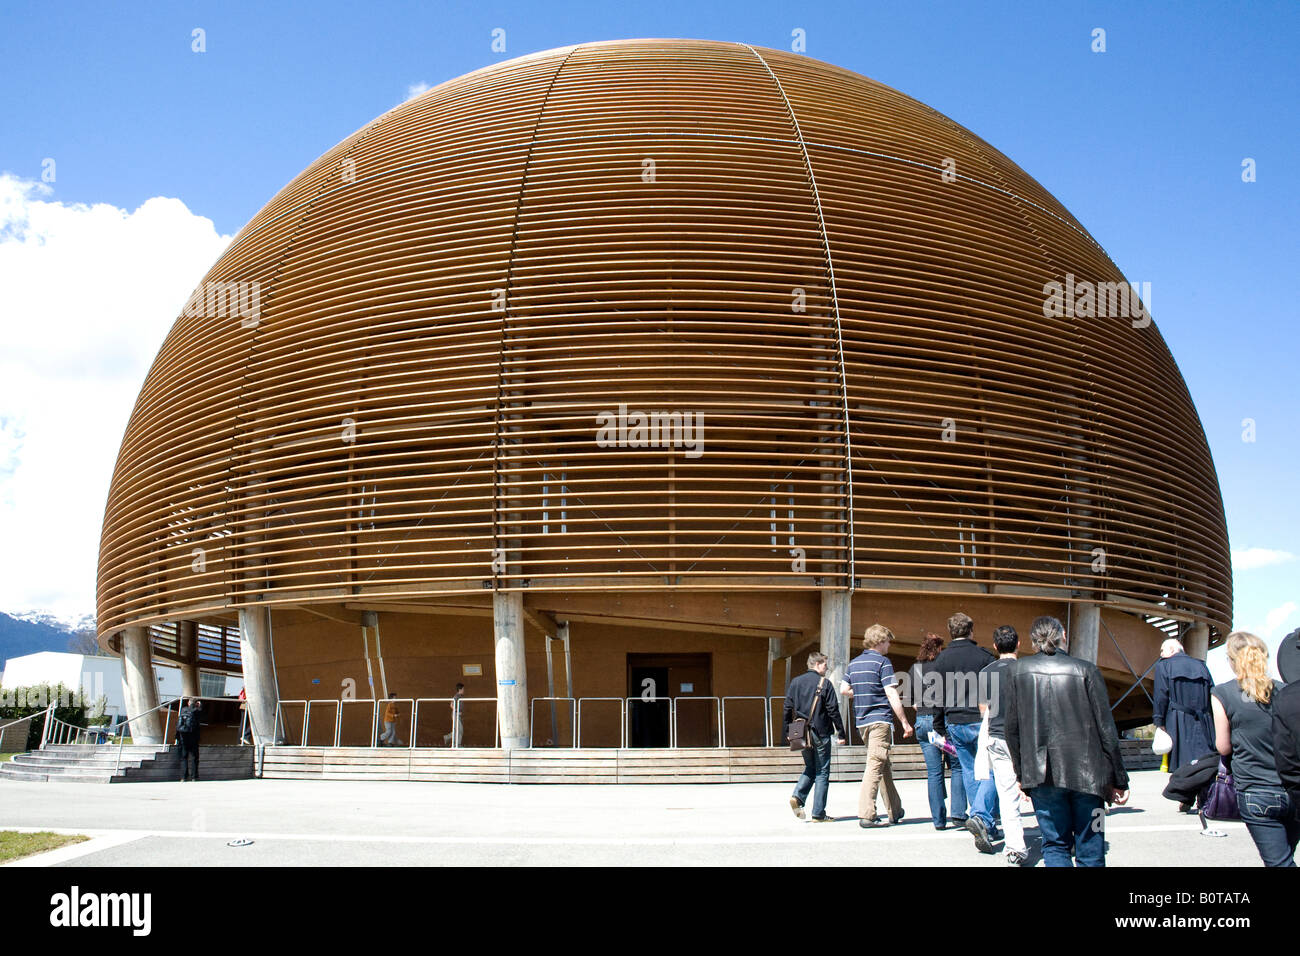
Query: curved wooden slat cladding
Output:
[[96, 39, 1231, 638]]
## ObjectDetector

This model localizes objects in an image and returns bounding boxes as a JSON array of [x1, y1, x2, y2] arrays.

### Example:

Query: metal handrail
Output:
[[412, 698, 495, 748], [0, 704, 52, 734], [106, 694, 238, 773], [337, 699, 378, 747], [576, 697, 625, 748], [721, 696, 771, 747], [412, 697, 453, 748], [626, 695, 676, 748], [529, 697, 576, 747], [111, 696, 178, 775], [304, 699, 340, 747], [0, 704, 54, 751], [261, 695, 838, 751], [769, 696, 787, 748], [672, 696, 723, 748]]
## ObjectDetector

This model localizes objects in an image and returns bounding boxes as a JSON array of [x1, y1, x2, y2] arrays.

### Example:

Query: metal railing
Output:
[[266, 695, 821, 749], [0, 705, 53, 752], [276, 697, 501, 749], [576, 697, 624, 748], [672, 696, 722, 748], [722, 696, 772, 747], [529, 697, 576, 747]]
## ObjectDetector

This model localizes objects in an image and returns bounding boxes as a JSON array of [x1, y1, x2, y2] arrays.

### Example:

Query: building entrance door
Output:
[[627, 653, 713, 747]]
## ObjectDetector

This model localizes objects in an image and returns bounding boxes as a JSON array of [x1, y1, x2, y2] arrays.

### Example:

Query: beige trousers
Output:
[[859, 722, 902, 821]]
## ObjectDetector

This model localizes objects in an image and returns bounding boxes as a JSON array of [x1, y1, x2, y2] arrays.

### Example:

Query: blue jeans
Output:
[[1031, 785, 1105, 867], [793, 730, 833, 819], [947, 721, 981, 819], [1237, 786, 1299, 867], [916, 715, 964, 827]]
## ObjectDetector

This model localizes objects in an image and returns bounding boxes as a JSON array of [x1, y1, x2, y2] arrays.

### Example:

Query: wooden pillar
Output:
[[120, 626, 163, 744], [239, 606, 280, 744], [1184, 622, 1210, 661], [178, 620, 201, 699], [493, 591, 529, 749], [820, 591, 852, 733], [1072, 603, 1101, 664]]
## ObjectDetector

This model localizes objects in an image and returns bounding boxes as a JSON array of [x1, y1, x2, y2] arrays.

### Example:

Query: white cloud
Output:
[[404, 82, 431, 102], [0, 174, 232, 620], [1261, 601, 1299, 640], [1230, 547, 1296, 571]]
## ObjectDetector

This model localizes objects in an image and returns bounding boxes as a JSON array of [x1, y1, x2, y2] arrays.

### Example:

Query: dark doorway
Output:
[[627, 653, 714, 747], [628, 664, 670, 747]]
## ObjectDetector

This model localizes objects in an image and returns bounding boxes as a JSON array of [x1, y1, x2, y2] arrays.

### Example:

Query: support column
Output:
[[1072, 603, 1101, 664], [177, 621, 200, 699], [820, 590, 852, 734], [493, 591, 529, 750], [120, 626, 163, 744], [1184, 622, 1210, 661], [239, 606, 281, 745]]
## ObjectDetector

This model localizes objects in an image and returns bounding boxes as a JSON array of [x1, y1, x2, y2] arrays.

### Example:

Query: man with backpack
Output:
[[176, 697, 203, 782]]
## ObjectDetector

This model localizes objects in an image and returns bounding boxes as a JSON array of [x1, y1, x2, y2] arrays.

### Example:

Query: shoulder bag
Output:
[[788, 677, 826, 751]]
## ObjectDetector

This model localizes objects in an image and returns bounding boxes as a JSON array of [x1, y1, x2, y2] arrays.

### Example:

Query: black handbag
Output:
[[788, 677, 826, 751]]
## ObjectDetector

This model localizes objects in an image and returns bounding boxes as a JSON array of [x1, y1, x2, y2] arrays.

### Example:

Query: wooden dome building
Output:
[[97, 39, 1230, 755]]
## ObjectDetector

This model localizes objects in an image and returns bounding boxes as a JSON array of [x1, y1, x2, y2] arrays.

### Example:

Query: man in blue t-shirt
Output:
[[840, 624, 914, 827]]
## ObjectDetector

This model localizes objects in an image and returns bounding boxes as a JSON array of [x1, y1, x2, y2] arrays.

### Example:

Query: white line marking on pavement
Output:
[[0, 819, 1234, 851]]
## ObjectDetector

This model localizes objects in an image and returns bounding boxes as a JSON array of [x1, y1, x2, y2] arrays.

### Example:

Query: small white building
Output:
[[0, 652, 243, 724]]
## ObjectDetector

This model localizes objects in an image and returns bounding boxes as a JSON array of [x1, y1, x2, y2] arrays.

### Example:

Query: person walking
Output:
[[379, 692, 402, 746], [931, 612, 995, 825], [841, 624, 913, 827], [971, 625, 1026, 864], [784, 651, 848, 822], [175, 697, 203, 782], [237, 687, 252, 745], [1272, 629, 1300, 807], [909, 633, 967, 829], [443, 682, 465, 747], [1211, 631, 1297, 867], [1004, 616, 1129, 867], [1153, 637, 1216, 811]]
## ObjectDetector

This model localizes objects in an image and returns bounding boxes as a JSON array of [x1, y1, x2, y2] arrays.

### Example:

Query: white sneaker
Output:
[[1005, 849, 1028, 866]]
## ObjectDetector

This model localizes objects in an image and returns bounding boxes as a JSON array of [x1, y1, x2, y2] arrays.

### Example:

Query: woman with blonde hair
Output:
[[1210, 631, 1297, 866]]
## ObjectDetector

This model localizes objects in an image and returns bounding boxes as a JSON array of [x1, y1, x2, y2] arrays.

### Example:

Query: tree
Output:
[[66, 630, 102, 656]]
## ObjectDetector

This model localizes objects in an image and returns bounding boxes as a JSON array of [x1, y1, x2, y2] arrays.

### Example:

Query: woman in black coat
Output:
[[1152, 638, 1215, 772]]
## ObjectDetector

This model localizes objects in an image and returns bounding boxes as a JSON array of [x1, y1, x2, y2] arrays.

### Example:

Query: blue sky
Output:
[[1, 0, 1296, 669]]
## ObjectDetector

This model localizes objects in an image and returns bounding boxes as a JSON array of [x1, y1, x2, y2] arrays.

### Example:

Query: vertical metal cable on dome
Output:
[[739, 43, 855, 590], [491, 46, 582, 588]]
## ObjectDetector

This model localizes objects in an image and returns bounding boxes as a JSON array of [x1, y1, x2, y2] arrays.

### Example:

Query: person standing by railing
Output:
[[176, 698, 203, 782]]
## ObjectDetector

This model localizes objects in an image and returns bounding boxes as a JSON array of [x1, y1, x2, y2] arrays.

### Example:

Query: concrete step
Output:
[[0, 765, 115, 783], [1, 745, 256, 783]]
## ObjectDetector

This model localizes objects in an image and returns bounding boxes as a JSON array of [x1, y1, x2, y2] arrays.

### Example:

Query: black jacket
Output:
[[783, 670, 846, 741], [1004, 649, 1129, 799], [1161, 750, 1221, 804], [930, 638, 996, 735], [1272, 681, 1300, 799]]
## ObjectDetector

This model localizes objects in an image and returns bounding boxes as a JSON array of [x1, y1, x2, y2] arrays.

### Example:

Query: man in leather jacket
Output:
[[1004, 616, 1129, 866]]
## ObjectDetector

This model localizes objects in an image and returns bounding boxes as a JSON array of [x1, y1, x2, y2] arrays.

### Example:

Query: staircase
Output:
[[0, 744, 254, 783], [262, 740, 1162, 784]]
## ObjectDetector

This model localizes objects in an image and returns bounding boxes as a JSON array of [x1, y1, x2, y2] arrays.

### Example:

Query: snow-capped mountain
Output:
[[9, 610, 96, 633]]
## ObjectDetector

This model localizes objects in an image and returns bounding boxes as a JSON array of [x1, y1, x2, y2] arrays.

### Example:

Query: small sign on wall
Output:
[[311, 679, 320, 685], [680, 682, 694, 693], [463, 664, 482, 676]]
